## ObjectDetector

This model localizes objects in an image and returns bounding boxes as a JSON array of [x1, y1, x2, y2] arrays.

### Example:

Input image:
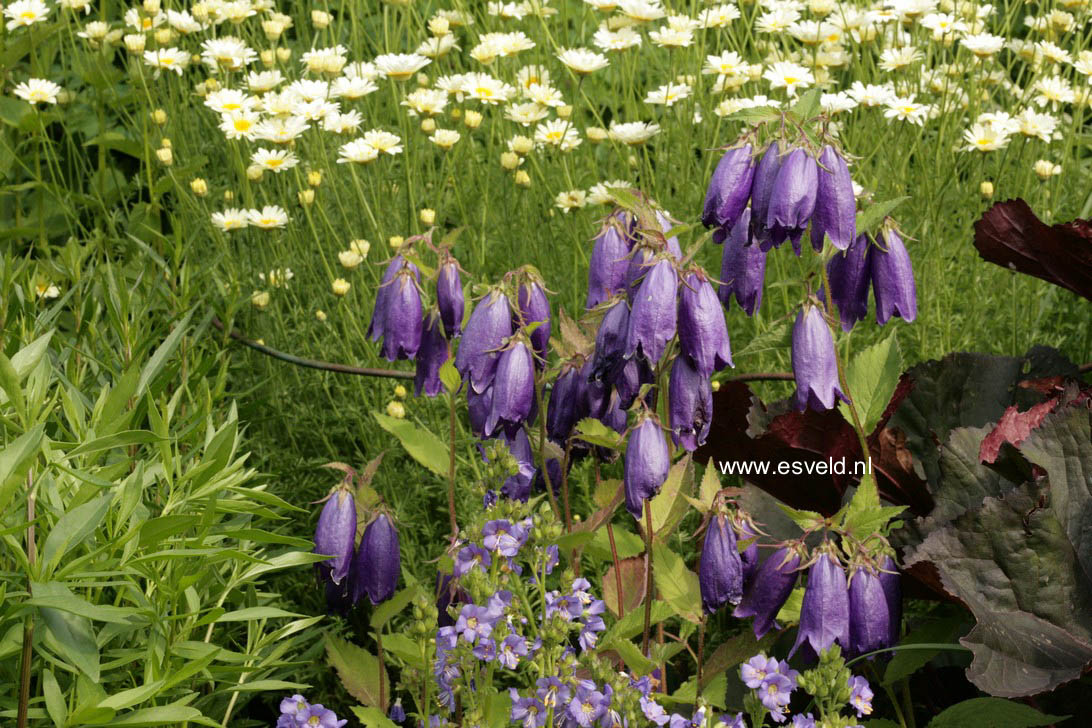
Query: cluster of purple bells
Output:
[[309, 139, 909, 723]]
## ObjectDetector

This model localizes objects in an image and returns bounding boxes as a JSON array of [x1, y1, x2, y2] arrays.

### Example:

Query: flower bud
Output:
[[700, 513, 744, 613], [510, 135, 534, 155], [514, 170, 531, 187], [811, 145, 856, 252], [331, 278, 350, 296], [749, 142, 782, 247], [766, 147, 818, 253], [155, 147, 174, 166], [669, 355, 713, 452], [702, 143, 754, 232], [190, 178, 208, 196], [623, 416, 670, 520], [464, 110, 483, 128], [979, 180, 994, 198], [625, 258, 678, 364], [415, 309, 449, 397], [791, 304, 849, 412], [312, 9, 331, 28], [718, 208, 766, 316], [252, 291, 270, 309], [587, 212, 634, 309], [436, 257, 464, 338], [454, 287, 513, 393], [879, 555, 902, 648], [517, 277, 551, 363], [151, 109, 167, 125], [421, 117, 436, 133], [678, 269, 733, 375], [500, 151, 521, 170], [467, 385, 494, 437], [847, 564, 894, 658], [870, 226, 917, 325], [354, 514, 401, 605], [791, 552, 850, 657], [314, 489, 356, 585], [734, 547, 801, 638], [827, 233, 872, 331], [419, 207, 436, 225], [386, 400, 405, 418], [547, 359, 588, 445]]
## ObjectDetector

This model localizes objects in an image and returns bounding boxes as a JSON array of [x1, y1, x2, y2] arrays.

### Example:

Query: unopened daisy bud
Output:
[[1033, 159, 1061, 180], [980, 180, 994, 198], [155, 147, 173, 166], [417, 72, 430, 86], [386, 400, 405, 419], [190, 178, 208, 197], [394, 384, 408, 399], [450, 107, 462, 119], [331, 278, 351, 296], [143, 0, 161, 13], [339, 250, 364, 269], [420, 118, 436, 133], [160, 137, 171, 149], [419, 208, 436, 225], [586, 126, 608, 143], [276, 47, 292, 63], [316, 309, 327, 322], [510, 135, 534, 155], [260, 49, 275, 66], [628, 154, 638, 168], [262, 19, 285, 40], [223, 189, 234, 202], [246, 164, 264, 181], [154, 28, 172, 45], [500, 151, 520, 170], [514, 170, 531, 187], [124, 33, 146, 53], [151, 109, 167, 126], [298, 188, 315, 206], [429, 16, 450, 35], [307, 170, 323, 187], [464, 110, 483, 129], [252, 291, 270, 309], [312, 9, 331, 28], [557, 105, 574, 119], [350, 239, 370, 257], [389, 235, 404, 250]]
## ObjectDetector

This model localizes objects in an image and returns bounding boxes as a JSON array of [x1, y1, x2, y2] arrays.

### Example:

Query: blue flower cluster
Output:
[[275, 695, 347, 728], [740, 654, 801, 723]]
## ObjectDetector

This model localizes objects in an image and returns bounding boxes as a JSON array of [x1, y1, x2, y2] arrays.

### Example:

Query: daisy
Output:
[[344, 62, 380, 82], [248, 206, 290, 229], [363, 130, 403, 155], [259, 269, 294, 287], [762, 61, 814, 97], [920, 13, 968, 39], [288, 79, 331, 103], [618, 0, 666, 22], [322, 110, 364, 134], [879, 47, 922, 72], [201, 37, 257, 71], [247, 70, 285, 92], [1073, 51, 1092, 78], [375, 53, 431, 80], [821, 92, 857, 114], [644, 82, 691, 106], [526, 83, 564, 107], [430, 129, 461, 149], [338, 139, 380, 164], [962, 123, 1010, 152], [219, 110, 261, 140], [517, 65, 551, 91], [144, 48, 190, 75], [464, 73, 516, 105], [883, 96, 929, 125], [166, 9, 202, 33], [608, 121, 661, 145], [35, 281, 60, 299], [205, 89, 256, 114], [592, 26, 642, 52], [251, 148, 299, 173], [301, 46, 349, 75], [5, 0, 51, 30], [587, 180, 632, 204], [557, 48, 610, 74], [555, 189, 588, 212], [584, 0, 619, 9], [403, 88, 448, 116], [253, 117, 310, 144], [756, 8, 800, 33], [699, 4, 741, 28], [1033, 76, 1075, 107], [505, 102, 549, 126], [703, 51, 747, 77], [534, 119, 582, 150], [960, 33, 1004, 57], [13, 78, 61, 105], [211, 208, 249, 231], [331, 76, 379, 100], [416, 35, 460, 59], [1016, 109, 1058, 142], [649, 26, 693, 48], [847, 81, 897, 107]]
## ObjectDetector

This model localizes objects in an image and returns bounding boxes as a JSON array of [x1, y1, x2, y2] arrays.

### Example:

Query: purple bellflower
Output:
[[517, 275, 551, 364], [827, 233, 872, 331], [879, 555, 902, 648], [626, 257, 678, 364], [486, 338, 535, 437], [467, 384, 494, 438], [765, 147, 818, 254], [587, 212, 635, 309], [702, 143, 755, 233], [437, 256, 464, 338], [734, 547, 801, 638], [380, 269, 423, 361], [719, 208, 767, 316], [547, 358, 588, 445], [455, 287, 513, 393], [700, 513, 745, 613], [668, 354, 713, 451], [314, 488, 356, 586], [791, 304, 849, 412], [590, 297, 630, 382], [749, 142, 783, 247], [871, 225, 917, 325], [415, 309, 449, 397], [678, 269, 733, 375], [791, 551, 850, 657], [810, 145, 856, 252], [354, 514, 400, 605], [368, 255, 417, 342], [624, 416, 671, 520], [848, 564, 894, 658], [736, 516, 759, 587]]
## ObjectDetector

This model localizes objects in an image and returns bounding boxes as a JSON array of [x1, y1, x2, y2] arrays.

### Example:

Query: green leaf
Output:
[[10, 330, 53, 379], [733, 318, 792, 359], [669, 672, 728, 709], [137, 311, 193, 396], [776, 503, 824, 531], [586, 526, 644, 562], [839, 332, 903, 435], [723, 106, 780, 124], [351, 706, 398, 728], [600, 600, 674, 644], [788, 88, 821, 121], [327, 636, 388, 710], [776, 586, 804, 627], [0, 350, 26, 419], [856, 197, 910, 234], [698, 459, 721, 511], [652, 544, 702, 623], [650, 454, 692, 537], [607, 637, 656, 674], [700, 629, 778, 690], [373, 412, 449, 478], [439, 360, 461, 394], [43, 669, 66, 727], [27, 587, 142, 625], [0, 424, 44, 513], [380, 633, 426, 670], [215, 606, 302, 622], [40, 495, 113, 575], [574, 417, 623, 449], [926, 698, 1067, 728], [108, 704, 211, 726], [881, 618, 968, 685], [371, 584, 421, 629], [40, 604, 100, 680], [483, 692, 511, 728], [65, 429, 162, 458]]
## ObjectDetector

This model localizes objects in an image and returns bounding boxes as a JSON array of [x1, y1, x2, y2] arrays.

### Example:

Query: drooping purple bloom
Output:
[[749, 142, 783, 247], [734, 547, 801, 638], [656, 209, 684, 260], [700, 513, 744, 613], [590, 298, 630, 382], [467, 384, 494, 437], [791, 304, 849, 412], [533, 458, 564, 498], [611, 355, 654, 411], [791, 552, 850, 657], [517, 277, 551, 363], [547, 359, 587, 445], [848, 565, 894, 658], [719, 208, 767, 316], [736, 516, 759, 587], [455, 288, 513, 393], [668, 354, 713, 451], [827, 233, 872, 332], [810, 145, 856, 252], [415, 310, 449, 397], [314, 489, 356, 585], [870, 226, 917, 325], [765, 147, 818, 253], [598, 391, 628, 435], [380, 270, 423, 361], [626, 258, 678, 364], [703, 143, 755, 232], [389, 699, 406, 723], [879, 555, 902, 648], [587, 213, 635, 309], [623, 416, 671, 520], [437, 257, 464, 338], [354, 514, 400, 605], [486, 340, 535, 437], [678, 269, 733, 375], [368, 255, 416, 341]]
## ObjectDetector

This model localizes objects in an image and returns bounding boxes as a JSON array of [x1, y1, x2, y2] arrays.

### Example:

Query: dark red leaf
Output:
[[979, 398, 1061, 464]]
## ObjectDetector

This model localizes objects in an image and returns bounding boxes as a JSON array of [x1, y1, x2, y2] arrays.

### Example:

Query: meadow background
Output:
[[1, 0, 1090, 723]]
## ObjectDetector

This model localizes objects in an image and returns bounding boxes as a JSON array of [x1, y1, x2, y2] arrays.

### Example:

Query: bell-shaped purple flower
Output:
[[548, 359, 588, 445], [879, 555, 902, 648], [625, 244, 656, 301], [517, 278, 551, 363], [354, 514, 400, 605], [380, 270, 423, 361], [734, 547, 801, 638], [587, 214, 634, 309], [611, 355, 653, 411], [700, 513, 744, 613], [827, 233, 872, 332], [415, 309, 449, 397], [455, 288, 513, 393], [623, 416, 670, 520], [656, 209, 684, 260], [486, 339, 535, 437], [668, 355, 713, 451], [719, 208, 767, 317], [599, 391, 628, 435], [791, 552, 849, 657], [749, 142, 782, 247], [766, 147, 818, 253], [679, 270, 733, 375], [870, 226, 917, 325], [580, 356, 610, 421], [590, 298, 630, 382], [467, 384, 494, 438], [533, 457, 564, 498], [703, 144, 755, 233], [369, 256, 420, 342], [810, 145, 856, 252], [500, 428, 536, 502], [791, 304, 849, 412], [625, 258, 678, 365], [437, 258, 464, 339], [847, 565, 894, 658], [314, 489, 356, 585], [736, 516, 759, 588]]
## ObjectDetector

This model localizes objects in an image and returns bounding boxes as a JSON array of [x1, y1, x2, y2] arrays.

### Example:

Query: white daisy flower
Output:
[[248, 206, 290, 229], [644, 82, 692, 106], [251, 148, 299, 173], [557, 47, 610, 74], [374, 53, 431, 80], [211, 208, 249, 231], [608, 121, 661, 145], [338, 138, 380, 164], [13, 78, 61, 105]]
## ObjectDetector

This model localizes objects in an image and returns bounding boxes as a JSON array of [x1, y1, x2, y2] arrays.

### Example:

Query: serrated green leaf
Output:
[[601, 600, 674, 644], [788, 88, 821, 121], [926, 698, 1066, 728], [777, 503, 824, 531], [374, 412, 448, 478], [574, 417, 623, 449], [839, 332, 903, 435], [439, 360, 461, 394], [652, 544, 702, 623], [371, 584, 421, 629], [606, 638, 656, 674], [723, 106, 780, 124], [352, 706, 399, 728], [327, 636, 388, 710], [856, 197, 910, 235], [650, 454, 692, 537]]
